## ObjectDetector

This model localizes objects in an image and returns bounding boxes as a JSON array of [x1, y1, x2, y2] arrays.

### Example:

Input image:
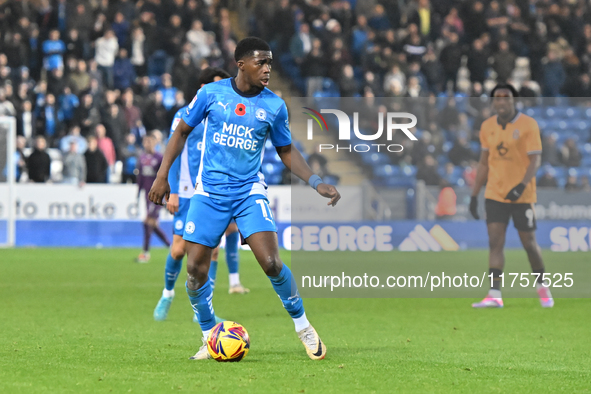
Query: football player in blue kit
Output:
[[149, 37, 340, 360], [153, 67, 249, 322]]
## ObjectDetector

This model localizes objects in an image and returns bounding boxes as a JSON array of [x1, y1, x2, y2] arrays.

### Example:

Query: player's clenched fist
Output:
[[148, 176, 170, 206], [317, 184, 341, 207]]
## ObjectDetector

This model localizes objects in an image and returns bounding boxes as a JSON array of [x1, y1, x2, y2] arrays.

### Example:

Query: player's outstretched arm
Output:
[[470, 150, 489, 219], [148, 119, 193, 206], [276, 144, 341, 207]]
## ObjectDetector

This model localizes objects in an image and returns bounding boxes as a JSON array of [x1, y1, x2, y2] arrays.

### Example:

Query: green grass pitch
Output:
[[1, 248, 590, 393]]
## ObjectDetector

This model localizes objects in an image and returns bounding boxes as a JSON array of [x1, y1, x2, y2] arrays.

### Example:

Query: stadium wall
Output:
[[0, 185, 589, 251]]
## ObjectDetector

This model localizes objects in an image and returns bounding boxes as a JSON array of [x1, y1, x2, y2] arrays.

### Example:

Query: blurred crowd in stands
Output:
[[250, 0, 591, 190], [1, 0, 591, 191], [0, 0, 240, 184]]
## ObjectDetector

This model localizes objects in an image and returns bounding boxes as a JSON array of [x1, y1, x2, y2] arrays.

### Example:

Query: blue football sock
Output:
[[268, 264, 305, 319], [225, 231, 239, 274], [208, 260, 218, 289], [186, 280, 216, 332], [164, 253, 183, 291]]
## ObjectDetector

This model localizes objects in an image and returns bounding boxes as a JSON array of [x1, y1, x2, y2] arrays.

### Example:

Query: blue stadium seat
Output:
[[362, 153, 390, 166], [544, 106, 568, 118], [583, 156, 591, 167], [374, 164, 400, 178], [565, 107, 582, 118], [262, 163, 283, 176], [537, 119, 548, 130], [401, 165, 417, 177], [524, 107, 543, 118]]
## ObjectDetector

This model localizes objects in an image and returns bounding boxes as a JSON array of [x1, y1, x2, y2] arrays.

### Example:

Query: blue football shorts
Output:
[[172, 197, 191, 236], [182, 194, 276, 248]]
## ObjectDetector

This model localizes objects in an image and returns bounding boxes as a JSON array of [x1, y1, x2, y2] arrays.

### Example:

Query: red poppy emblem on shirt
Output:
[[235, 103, 246, 116]]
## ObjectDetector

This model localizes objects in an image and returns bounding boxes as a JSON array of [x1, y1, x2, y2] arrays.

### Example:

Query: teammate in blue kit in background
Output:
[[153, 67, 249, 322], [149, 37, 340, 360]]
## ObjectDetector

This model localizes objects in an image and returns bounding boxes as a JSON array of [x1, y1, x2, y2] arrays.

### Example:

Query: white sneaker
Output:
[[189, 338, 211, 360], [297, 325, 326, 360], [229, 284, 250, 294]]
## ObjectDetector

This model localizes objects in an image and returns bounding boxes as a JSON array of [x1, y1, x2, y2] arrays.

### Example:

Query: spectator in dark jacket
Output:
[[143, 91, 168, 133], [449, 135, 475, 166], [543, 50, 566, 97], [467, 39, 489, 84], [492, 41, 516, 82], [27, 136, 51, 182], [439, 33, 462, 91], [74, 94, 100, 137], [84, 135, 109, 183], [113, 48, 136, 91], [416, 155, 442, 186], [560, 138, 582, 167]]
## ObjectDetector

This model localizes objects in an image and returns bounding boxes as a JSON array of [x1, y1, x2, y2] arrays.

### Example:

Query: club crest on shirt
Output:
[[513, 129, 520, 139], [255, 108, 267, 121]]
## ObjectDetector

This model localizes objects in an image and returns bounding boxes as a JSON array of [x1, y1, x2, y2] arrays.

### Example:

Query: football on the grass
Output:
[[207, 321, 250, 362]]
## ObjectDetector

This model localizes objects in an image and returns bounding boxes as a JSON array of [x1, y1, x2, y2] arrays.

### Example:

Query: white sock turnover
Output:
[[293, 312, 310, 332], [229, 273, 240, 287], [163, 289, 175, 298]]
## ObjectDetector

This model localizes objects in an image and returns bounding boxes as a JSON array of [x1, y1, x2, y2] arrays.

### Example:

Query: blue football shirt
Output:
[[182, 78, 291, 200], [168, 106, 203, 198]]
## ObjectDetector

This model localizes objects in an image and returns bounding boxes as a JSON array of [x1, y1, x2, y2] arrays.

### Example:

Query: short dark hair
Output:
[[234, 37, 271, 61], [198, 67, 231, 86], [490, 82, 519, 98]]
